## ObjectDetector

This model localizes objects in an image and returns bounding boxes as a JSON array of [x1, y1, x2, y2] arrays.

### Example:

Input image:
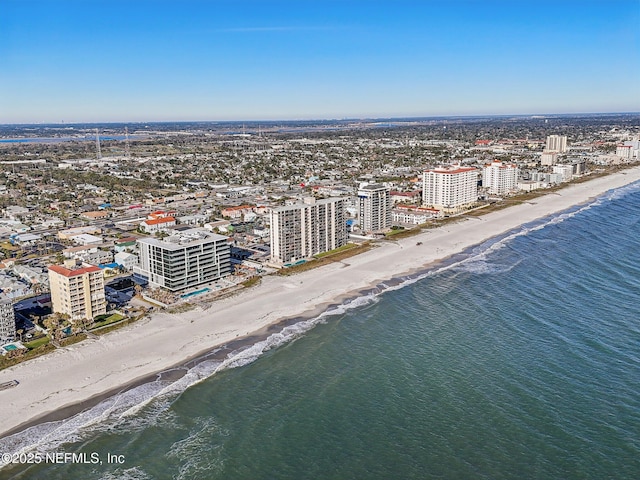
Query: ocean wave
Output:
[[97, 466, 152, 480], [0, 293, 383, 466], [2, 179, 638, 466]]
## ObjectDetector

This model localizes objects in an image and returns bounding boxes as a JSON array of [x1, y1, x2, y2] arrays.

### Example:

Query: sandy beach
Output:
[[1, 166, 639, 439]]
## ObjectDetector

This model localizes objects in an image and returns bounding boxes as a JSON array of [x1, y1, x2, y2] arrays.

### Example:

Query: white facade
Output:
[[140, 217, 176, 234], [552, 164, 574, 182], [135, 228, 231, 291], [270, 197, 347, 263], [71, 233, 103, 246], [0, 299, 15, 344], [616, 145, 634, 159], [114, 251, 139, 271], [482, 161, 519, 195], [357, 184, 391, 233], [541, 151, 558, 166], [392, 207, 440, 225], [422, 166, 478, 212], [545, 135, 567, 153]]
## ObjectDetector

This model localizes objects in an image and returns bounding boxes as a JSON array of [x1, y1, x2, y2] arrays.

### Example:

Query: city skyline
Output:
[[1, 0, 639, 124]]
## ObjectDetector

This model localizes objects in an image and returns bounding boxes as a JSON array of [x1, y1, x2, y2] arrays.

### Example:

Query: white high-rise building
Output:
[[616, 141, 639, 160], [482, 161, 519, 195], [553, 164, 574, 182], [541, 151, 558, 166], [135, 228, 230, 291], [545, 135, 568, 153], [270, 197, 347, 264], [0, 298, 15, 344], [357, 184, 391, 233], [422, 166, 478, 212]]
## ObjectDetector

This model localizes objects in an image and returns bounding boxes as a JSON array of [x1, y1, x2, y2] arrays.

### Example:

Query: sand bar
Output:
[[1, 167, 639, 438]]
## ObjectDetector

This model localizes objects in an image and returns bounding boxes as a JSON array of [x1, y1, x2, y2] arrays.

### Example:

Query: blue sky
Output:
[[1, 0, 638, 123]]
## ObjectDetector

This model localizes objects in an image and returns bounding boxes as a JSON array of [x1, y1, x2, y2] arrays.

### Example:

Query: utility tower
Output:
[[95, 129, 102, 159], [124, 126, 131, 158]]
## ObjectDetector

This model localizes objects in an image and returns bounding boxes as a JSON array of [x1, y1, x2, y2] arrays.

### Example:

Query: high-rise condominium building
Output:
[[482, 160, 519, 195], [135, 228, 231, 291], [423, 166, 478, 212], [48, 264, 106, 321], [545, 135, 568, 153], [270, 197, 347, 264], [0, 298, 15, 344], [357, 184, 391, 233]]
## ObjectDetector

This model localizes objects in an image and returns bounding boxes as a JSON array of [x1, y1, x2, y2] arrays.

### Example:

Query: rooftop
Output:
[[425, 166, 477, 174], [49, 264, 102, 277], [137, 228, 228, 250], [143, 217, 176, 225]]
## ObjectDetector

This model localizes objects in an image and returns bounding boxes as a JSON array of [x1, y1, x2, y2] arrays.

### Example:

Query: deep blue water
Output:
[[1, 181, 639, 480]]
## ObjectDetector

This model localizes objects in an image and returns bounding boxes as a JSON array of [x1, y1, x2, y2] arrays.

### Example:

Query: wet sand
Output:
[[1, 166, 639, 439]]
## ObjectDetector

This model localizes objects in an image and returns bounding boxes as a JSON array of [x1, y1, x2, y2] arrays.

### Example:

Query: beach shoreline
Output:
[[1, 166, 640, 442]]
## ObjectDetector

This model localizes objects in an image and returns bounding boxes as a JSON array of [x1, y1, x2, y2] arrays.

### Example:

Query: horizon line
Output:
[[2, 111, 639, 127]]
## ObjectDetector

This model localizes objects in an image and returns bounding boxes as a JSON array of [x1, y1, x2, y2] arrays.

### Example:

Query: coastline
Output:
[[1, 166, 640, 442]]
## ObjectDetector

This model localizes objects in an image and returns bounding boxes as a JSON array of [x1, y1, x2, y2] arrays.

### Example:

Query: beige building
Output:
[[270, 197, 347, 264], [48, 264, 106, 321], [545, 135, 568, 153], [423, 166, 478, 213]]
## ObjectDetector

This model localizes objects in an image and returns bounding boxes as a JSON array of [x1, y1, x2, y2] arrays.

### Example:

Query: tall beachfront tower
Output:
[[135, 228, 231, 291], [270, 197, 347, 264], [358, 184, 392, 233], [423, 165, 478, 213], [0, 297, 16, 344], [48, 264, 107, 321], [545, 135, 567, 153], [482, 160, 519, 195]]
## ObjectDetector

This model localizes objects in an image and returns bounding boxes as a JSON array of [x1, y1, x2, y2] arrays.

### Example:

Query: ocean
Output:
[[1, 181, 639, 480]]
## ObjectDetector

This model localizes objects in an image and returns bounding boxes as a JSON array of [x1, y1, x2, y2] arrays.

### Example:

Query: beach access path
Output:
[[1, 166, 640, 438]]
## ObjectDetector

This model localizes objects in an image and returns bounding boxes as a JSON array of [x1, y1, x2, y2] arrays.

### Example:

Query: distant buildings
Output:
[[140, 217, 176, 234], [358, 184, 391, 233], [422, 166, 478, 213], [392, 205, 440, 225], [135, 228, 231, 291], [482, 160, 519, 195], [545, 135, 568, 153], [270, 197, 347, 263], [58, 226, 101, 241], [221, 205, 254, 220], [114, 251, 139, 271], [540, 151, 558, 166], [0, 298, 16, 344], [48, 264, 106, 321], [552, 164, 574, 182], [616, 140, 639, 160]]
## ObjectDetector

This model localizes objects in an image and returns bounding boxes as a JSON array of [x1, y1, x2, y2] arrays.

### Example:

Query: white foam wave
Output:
[[0, 293, 383, 466], [447, 197, 602, 275], [602, 178, 640, 201], [3, 184, 632, 466], [167, 417, 227, 480], [97, 466, 151, 480]]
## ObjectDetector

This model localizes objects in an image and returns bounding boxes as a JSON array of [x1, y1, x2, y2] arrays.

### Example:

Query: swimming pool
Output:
[[180, 287, 211, 299]]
